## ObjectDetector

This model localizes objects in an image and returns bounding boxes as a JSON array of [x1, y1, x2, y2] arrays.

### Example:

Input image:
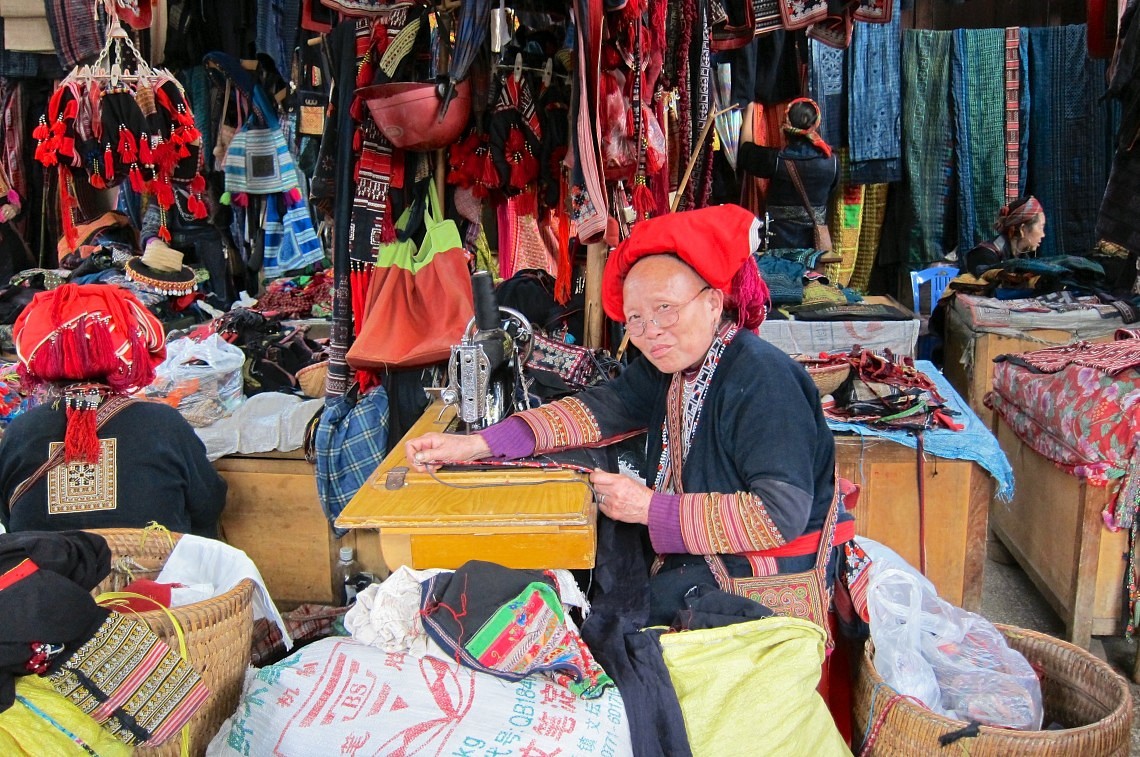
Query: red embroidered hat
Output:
[[602, 204, 770, 330], [13, 283, 166, 394]]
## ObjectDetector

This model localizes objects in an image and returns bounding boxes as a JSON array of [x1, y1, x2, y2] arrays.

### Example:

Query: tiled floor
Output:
[[981, 556, 1140, 753]]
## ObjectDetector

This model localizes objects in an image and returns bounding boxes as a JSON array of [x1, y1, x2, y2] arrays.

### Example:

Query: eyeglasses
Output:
[[625, 286, 711, 338]]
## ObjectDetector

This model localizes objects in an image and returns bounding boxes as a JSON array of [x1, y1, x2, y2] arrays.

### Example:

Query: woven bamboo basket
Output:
[[792, 354, 851, 397], [853, 624, 1133, 756], [86, 529, 255, 757]]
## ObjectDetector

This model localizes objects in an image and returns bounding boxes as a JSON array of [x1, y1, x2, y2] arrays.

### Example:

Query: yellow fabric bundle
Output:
[[658, 616, 850, 756], [0, 676, 133, 756]]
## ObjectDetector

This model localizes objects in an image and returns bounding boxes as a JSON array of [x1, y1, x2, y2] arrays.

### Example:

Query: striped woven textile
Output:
[[851, 183, 888, 293], [826, 149, 864, 287], [1004, 27, 1022, 203], [43, 0, 104, 68], [901, 30, 954, 267], [951, 28, 1006, 253], [1026, 24, 1116, 258], [848, 0, 901, 184]]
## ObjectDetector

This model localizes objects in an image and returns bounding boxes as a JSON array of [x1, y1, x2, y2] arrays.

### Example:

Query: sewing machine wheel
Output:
[[498, 307, 534, 367]]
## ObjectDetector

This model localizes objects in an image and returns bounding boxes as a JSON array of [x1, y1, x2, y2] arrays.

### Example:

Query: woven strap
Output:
[[783, 158, 817, 219], [9, 395, 135, 506]]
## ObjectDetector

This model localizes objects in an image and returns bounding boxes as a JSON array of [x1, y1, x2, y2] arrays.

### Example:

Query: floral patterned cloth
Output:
[[987, 359, 1140, 529]]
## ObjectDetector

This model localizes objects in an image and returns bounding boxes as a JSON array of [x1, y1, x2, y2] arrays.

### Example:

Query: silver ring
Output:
[[598, 494, 607, 506]]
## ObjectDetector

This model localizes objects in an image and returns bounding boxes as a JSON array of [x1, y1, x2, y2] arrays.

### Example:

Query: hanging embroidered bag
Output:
[[705, 479, 841, 650], [346, 182, 474, 370]]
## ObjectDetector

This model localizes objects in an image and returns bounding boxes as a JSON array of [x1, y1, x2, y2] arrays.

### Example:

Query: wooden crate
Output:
[[835, 434, 990, 611], [336, 403, 596, 572], [215, 452, 384, 608], [943, 306, 1114, 419], [990, 414, 1126, 649]]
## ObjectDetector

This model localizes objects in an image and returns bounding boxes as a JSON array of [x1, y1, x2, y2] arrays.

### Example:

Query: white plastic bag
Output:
[[145, 334, 246, 427], [868, 567, 1043, 730]]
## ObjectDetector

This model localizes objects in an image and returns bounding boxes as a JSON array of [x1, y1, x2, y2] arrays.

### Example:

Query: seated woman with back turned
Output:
[[0, 283, 226, 537], [405, 204, 857, 626]]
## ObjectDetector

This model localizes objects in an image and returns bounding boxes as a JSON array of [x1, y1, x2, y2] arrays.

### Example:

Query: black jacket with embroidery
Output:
[[0, 400, 226, 537]]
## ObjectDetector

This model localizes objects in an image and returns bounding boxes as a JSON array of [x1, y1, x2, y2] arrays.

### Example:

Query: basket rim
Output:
[[859, 623, 1133, 739], [86, 528, 258, 619]]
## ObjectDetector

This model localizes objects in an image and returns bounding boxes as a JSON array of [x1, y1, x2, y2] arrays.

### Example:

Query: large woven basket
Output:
[[86, 529, 255, 757], [853, 624, 1133, 756]]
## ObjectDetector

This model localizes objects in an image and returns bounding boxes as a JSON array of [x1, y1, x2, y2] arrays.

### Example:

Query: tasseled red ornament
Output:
[[187, 194, 207, 219], [514, 189, 537, 218], [553, 210, 572, 305], [379, 194, 397, 244], [89, 173, 105, 189], [190, 174, 206, 193], [102, 145, 114, 181], [129, 166, 146, 193], [118, 127, 137, 164], [152, 176, 175, 208], [232, 192, 248, 208], [727, 257, 770, 331], [64, 400, 101, 464], [33, 118, 49, 141], [158, 223, 172, 242], [59, 168, 80, 248], [287, 187, 303, 206], [139, 135, 154, 166], [632, 179, 657, 220]]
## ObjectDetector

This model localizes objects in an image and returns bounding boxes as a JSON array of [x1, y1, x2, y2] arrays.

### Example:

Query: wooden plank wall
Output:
[[904, 0, 1086, 29]]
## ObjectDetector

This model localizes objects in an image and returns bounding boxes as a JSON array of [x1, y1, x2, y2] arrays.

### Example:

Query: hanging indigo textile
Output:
[[1026, 24, 1116, 258], [847, 0, 901, 185], [808, 39, 845, 150], [901, 30, 954, 267], [1097, 1, 1140, 253]]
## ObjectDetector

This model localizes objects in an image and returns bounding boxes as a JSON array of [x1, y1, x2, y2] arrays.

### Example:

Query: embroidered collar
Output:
[[654, 322, 739, 494]]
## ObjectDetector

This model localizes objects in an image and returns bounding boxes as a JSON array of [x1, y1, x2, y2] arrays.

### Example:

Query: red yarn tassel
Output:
[[379, 195, 397, 244], [129, 166, 146, 193], [103, 145, 114, 181], [118, 128, 137, 164], [554, 210, 572, 305], [190, 173, 206, 193], [158, 223, 172, 242], [514, 190, 537, 218], [728, 258, 770, 331], [632, 180, 657, 220], [64, 403, 101, 464], [139, 136, 153, 166]]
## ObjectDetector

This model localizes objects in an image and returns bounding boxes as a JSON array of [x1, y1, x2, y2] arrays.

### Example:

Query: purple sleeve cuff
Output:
[[647, 492, 686, 554], [479, 416, 537, 460]]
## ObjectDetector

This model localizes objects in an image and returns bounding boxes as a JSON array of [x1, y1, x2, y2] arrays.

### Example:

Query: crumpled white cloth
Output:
[[158, 535, 291, 648], [344, 567, 589, 657], [344, 567, 446, 657]]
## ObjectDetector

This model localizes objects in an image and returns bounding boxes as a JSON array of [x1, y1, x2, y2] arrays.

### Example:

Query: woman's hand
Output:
[[589, 469, 653, 525], [405, 432, 491, 472], [0, 203, 17, 222]]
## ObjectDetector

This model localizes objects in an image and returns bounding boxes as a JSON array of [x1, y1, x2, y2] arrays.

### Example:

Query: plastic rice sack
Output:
[[868, 567, 1043, 730], [207, 637, 633, 757]]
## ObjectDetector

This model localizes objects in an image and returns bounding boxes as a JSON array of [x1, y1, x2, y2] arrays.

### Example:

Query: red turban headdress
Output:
[[602, 204, 770, 331], [14, 283, 166, 393], [14, 284, 166, 463], [994, 196, 1044, 233]]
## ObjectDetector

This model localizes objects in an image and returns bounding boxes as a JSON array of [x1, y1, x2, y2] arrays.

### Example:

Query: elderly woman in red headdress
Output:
[[0, 284, 226, 537], [738, 97, 839, 250], [405, 205, 855, 625], [959, 195, 1047, 276]]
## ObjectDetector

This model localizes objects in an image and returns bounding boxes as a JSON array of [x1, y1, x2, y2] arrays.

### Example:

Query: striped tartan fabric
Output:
[[315, 385, 390, 531]]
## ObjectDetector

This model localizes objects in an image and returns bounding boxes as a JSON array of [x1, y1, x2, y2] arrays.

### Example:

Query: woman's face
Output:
[[1017, 213, 1046, 252], [622, 256, 724, 374]]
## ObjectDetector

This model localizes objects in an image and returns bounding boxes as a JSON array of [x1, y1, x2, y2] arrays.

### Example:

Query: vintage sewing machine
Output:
[[335, 271, 597, 572]]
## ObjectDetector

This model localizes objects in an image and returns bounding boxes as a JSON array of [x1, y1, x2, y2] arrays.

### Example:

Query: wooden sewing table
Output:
[[335, 402, 597, 571]]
